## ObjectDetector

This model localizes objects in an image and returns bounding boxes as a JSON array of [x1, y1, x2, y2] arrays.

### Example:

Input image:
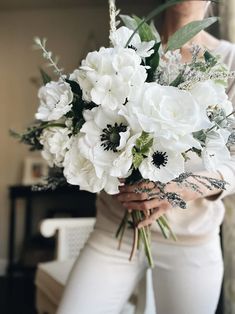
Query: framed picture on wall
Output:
[[22, 157, 49, 185]]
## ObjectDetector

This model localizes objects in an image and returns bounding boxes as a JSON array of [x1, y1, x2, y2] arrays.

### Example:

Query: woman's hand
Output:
[[115, 170, 224, 228], [115, 181, 172, 228]]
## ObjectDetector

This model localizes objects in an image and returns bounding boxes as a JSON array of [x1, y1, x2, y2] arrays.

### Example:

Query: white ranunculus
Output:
[[121, 82, 211, 141], [78, 106, 136, 177], [70, 46, 147, 110], [40, 127, 72, 167], [110, 26, 155, 58], [202, 129, 231, 172], [35, 81, 73, 121], [190, 80, 233, 115], [63, 135, 120, 194], [139, 140, 185, 183]]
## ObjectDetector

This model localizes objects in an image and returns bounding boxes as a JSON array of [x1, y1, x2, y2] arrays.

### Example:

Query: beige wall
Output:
[[0, 4, 154, 272]]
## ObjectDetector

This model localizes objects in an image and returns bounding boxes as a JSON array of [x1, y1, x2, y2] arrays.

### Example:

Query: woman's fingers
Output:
[[115, 192, 149, 202], [138, 207, 166, 228], [119, 181, 156, 193], [121, 198, 162, 211]]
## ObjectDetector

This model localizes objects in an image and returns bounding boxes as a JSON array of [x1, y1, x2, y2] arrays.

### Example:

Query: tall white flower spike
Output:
[[109, 0, 120, 45]]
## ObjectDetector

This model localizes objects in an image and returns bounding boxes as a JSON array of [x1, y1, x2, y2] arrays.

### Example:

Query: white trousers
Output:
[[57, 228, 223, 314]]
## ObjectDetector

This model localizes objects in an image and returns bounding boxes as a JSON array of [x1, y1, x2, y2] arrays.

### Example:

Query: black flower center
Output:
[[100, 122, 127, 152], [128, 44, 137, 51], [152, 151, 168, 169]]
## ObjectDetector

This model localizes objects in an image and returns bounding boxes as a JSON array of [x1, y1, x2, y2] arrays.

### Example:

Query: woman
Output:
[[57, 1, 235, 313]]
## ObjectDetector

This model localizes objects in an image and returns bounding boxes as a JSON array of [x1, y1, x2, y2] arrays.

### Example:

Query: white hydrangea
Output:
[[40, 127, 72, 167], [70, 46, 147, 110], [63, 135, 120, 194], [35, 80, 73, 121], [110, 26, 155, 58]]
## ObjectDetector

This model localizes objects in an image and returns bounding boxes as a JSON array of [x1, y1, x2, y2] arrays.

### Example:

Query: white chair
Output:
[[35, 218, 155, 314]]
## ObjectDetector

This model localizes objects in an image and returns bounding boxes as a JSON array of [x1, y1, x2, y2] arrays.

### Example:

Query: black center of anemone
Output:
[[100, 122, 127, 152], [151, 151, 168, 169], [128, 44, 137, 51]]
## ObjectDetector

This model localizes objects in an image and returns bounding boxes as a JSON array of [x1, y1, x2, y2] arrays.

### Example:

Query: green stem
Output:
[[41, 123, 65, 129], [116, 210, 129, 238], [157, 218, 169, 239], [159, 215, 177, 241], [135, 211, 154, 268]]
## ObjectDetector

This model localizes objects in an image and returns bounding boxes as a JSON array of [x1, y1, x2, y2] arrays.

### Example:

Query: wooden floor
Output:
[[0, 275, 36, 314]]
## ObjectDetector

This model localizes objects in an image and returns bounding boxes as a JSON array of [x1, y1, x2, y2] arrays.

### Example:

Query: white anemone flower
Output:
[[70, 46, 147, 110], [110, 26, 155, 58], [139, 139, 185, 183], [63, 135, 120, 194], [35, 81, 73, 121], [40, 127, 72, 167], [79, 106, 137, 178], [202, 129, 231, 172]]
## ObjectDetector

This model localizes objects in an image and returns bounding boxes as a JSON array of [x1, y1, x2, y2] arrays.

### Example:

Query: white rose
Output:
[[63, 135, 120, 194], [139, 139, 185, 183], [110, 26, 155, 58], [121, 82, 211, 141], [35, 81, 73, 121], [40, 127, 71, 167], [70, 46, 147, 110]]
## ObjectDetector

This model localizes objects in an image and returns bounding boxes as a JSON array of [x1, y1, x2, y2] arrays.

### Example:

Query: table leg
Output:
[[7, 198, 16, 275]]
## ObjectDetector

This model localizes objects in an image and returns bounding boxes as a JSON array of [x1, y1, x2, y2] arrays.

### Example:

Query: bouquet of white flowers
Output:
[[12, 0, 235, 267]]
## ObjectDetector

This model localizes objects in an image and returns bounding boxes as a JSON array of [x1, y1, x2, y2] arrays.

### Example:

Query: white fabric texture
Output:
[[57, 229, 223, 314]]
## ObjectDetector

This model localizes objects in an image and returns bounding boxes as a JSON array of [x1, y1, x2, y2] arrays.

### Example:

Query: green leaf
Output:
[[148, 42, 161, 68], [169, 70, 185, 87], [125, 0, 184, 47], [204, 50, 217, 67], [136, 131, 153, 153], [120, 14, 138, 30], [166, 17, 218, 51], [149, 20, 161, 42], [39, 68, 52, 85], [132, 148, 144, 169], [146, 42, 161, 82], [132, 15, 156, 42]]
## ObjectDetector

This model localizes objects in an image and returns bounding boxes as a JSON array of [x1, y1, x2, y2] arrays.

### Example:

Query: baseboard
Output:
[[0, 259, 7, 276]]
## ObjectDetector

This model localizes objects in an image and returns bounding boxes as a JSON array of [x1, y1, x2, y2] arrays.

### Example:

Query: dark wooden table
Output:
[[7, 185, 96, 275]]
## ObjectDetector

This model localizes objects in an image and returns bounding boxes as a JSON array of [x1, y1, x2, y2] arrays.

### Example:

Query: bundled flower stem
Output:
[[116, 172, 227, 267]]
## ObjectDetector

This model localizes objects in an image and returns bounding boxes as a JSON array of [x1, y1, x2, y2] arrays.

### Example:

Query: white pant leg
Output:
[[151, 236, 224, 314], [57, 228, 146, 314]]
